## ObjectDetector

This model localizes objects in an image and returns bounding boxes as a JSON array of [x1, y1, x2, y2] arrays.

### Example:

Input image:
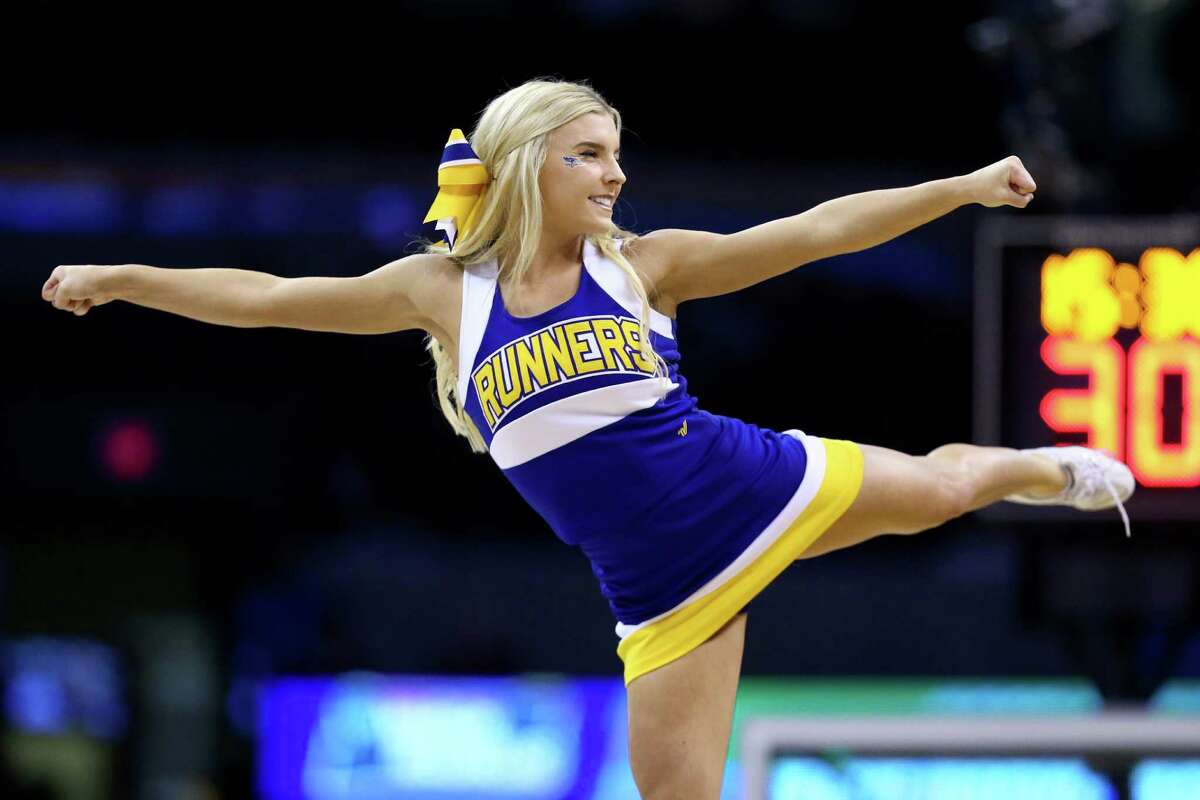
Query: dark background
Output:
[[3, 1, 1198, 797]]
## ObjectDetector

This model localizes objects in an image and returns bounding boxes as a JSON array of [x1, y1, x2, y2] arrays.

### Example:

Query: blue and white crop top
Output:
[[457, 237, 809, 627]]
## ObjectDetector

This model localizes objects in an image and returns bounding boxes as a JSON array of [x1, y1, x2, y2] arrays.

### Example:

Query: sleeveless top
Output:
[[457, 237, 809, 627]]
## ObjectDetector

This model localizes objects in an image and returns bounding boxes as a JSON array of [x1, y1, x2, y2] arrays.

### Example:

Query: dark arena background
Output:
[[5, 2, 1200, 798]]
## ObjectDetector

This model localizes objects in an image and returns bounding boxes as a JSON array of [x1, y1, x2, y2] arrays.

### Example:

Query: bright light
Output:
[[98, 419, 159, 482], [1038, 248, 1200, 488]]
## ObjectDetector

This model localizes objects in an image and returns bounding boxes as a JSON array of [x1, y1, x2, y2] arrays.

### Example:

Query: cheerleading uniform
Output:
[[457, 237, 864, 684]]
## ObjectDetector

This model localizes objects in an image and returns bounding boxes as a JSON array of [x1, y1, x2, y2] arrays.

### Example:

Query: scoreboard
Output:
[[974, 216, 1200, 522]]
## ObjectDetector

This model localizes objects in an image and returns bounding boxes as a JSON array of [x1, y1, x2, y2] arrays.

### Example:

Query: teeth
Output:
[[590, 196, 613, 208]]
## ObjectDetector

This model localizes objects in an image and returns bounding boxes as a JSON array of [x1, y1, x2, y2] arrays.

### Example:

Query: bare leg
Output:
[[925, 443, 1069, 511], [626, 613, 746, 800], [798, 442, 1069, 560]]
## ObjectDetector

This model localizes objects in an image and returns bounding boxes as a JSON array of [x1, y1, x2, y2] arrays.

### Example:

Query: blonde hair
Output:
[[416, 77, 668, 453]]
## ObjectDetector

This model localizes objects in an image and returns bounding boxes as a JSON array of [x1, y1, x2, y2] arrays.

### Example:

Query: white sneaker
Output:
[[1004, 446, 1135, 537]]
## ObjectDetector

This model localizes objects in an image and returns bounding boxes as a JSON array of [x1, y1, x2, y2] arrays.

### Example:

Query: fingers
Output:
[[42, 265, 64, 300], [997, 156, 1036, 208], [52, 286, 73, 310], [1009, 178, 1036, 197], [44, 265, 93, 313], [1008, 189, 1034, 208], [1006, 155, 1037, 193]]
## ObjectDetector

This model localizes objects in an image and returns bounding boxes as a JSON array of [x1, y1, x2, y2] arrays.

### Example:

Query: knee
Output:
[[628, 702, 728, 800], [629, 717, 729, 800], [642, 773, 725, 800], [630, 756, 724, 800], [925, 442, 973, 463], [636, 776, 723, 800]]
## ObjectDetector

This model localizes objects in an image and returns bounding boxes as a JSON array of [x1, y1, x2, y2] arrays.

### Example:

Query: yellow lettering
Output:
[[540, 326, 576, 382], [514, 336, 549, 393], [496, 347, 522, 406], [620, 319, 656, 372], [473, 361, 501, 428], [593, 318, 634, 370], [565, 320, 604, 374]]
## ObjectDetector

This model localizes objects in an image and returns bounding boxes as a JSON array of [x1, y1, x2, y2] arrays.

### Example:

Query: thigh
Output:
[[797, 442, 965, 560], [626, 613, 746, 800]]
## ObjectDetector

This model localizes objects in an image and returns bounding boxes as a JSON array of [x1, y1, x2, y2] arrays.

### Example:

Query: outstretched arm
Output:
[[642, 156, 1037, 306], [41, 254, 444, 335]]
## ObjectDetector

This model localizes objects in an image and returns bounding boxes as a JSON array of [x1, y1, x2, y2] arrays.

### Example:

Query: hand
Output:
[[966, 155, 1037, 209], [42, 264, 121, 317]]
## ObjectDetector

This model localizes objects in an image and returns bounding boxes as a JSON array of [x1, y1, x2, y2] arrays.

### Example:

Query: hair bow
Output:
[[422, 128, 491, 251]]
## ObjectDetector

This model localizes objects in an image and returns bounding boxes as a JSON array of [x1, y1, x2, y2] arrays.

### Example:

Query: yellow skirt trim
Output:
[[616, 436, 864, 686]]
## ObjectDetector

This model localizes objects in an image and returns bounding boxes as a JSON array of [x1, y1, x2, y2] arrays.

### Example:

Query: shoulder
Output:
[[381, 251, 464, 346], [621, 229, 724, 311], [401, 250, 461, 278], [624, 229, 725, 274], [378, 252, 462, 305]]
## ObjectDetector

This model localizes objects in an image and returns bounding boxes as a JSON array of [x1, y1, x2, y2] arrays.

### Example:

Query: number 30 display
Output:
[[1040, 247, 1199, 488]]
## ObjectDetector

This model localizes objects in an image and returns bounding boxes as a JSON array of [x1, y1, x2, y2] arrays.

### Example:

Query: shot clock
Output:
[[975, 217, 1200, 522]]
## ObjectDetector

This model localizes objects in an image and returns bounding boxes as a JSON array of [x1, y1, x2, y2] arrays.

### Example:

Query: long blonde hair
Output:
[[417, 77, 668, 453]]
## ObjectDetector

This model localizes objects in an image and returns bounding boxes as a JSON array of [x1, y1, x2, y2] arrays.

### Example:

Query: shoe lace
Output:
[[1077, 452, 1132, 538]]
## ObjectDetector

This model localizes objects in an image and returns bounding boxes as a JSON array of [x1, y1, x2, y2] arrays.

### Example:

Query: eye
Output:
[[578, 150, 621, 163]]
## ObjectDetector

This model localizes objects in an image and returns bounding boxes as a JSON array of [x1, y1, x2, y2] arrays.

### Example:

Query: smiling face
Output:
[[538, 111, 626, 237]]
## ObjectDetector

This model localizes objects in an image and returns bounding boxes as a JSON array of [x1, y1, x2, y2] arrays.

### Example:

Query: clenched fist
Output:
[[42, 264, 120, 317], [966, 155, 1038, 209]]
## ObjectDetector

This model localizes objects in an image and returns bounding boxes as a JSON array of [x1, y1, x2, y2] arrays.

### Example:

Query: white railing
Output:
[[741, 712, 1200, 798]]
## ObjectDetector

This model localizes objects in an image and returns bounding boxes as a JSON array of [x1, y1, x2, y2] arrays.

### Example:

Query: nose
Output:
[[607, 160, 626, 186]]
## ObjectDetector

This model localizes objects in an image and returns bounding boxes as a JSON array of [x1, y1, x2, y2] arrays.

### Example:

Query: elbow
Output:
[[803, 216, 851, 262], [247, 276, 286, 328]]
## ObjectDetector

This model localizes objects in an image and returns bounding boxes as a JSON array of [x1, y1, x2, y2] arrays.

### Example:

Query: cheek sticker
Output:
[[561, 156, 584, 168]]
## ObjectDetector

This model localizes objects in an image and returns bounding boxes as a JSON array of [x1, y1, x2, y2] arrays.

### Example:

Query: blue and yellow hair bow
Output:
[[422, 128, 491, 251]]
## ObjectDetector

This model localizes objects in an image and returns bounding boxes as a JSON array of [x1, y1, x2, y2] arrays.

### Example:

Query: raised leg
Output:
[[925, 443, 1071, 510], [797, 442, 1068, 560], [626, 613, 747, 799]]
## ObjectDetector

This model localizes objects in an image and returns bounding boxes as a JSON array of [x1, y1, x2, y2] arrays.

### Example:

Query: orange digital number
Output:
[[1127, 337, 1200, 487], [1038, 247, 1200, 489], [1040, 336, 1125, 459]]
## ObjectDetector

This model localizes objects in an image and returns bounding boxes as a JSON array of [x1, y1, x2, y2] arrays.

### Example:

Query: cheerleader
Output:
[[42, 77, 1133, 799]]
